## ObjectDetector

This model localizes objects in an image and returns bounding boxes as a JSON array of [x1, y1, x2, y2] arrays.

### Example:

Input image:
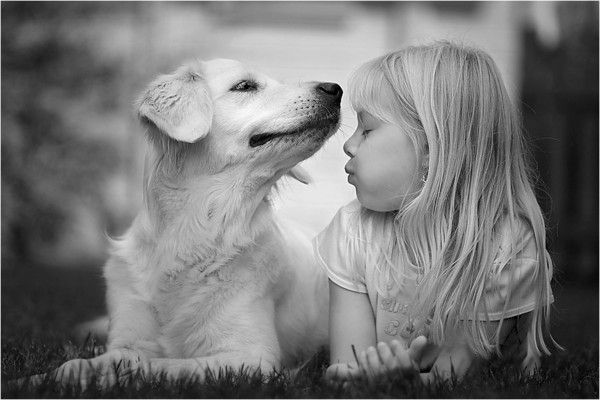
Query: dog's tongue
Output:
[[286, 165, 312, 185]]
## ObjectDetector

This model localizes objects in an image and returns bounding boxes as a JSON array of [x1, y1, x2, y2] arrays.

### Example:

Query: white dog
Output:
[[23, 59, 341, 388]]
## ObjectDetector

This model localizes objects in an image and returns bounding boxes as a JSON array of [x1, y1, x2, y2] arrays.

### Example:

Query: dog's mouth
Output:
[[249, 132, 293, 148], [249, 115, 339, 148]]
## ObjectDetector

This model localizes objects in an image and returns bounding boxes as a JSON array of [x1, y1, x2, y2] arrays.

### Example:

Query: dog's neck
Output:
[[136, 164, 286, 279]]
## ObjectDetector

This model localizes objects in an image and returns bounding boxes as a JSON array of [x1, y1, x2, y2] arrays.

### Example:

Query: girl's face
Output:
[[343, 111, 421, 212]]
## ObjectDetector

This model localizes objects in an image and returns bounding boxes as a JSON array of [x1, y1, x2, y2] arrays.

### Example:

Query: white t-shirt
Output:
[[314, 200, 553, 362]]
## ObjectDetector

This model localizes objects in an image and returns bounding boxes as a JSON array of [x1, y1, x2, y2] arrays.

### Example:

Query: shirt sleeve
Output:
[[480, 222, 555, 320], [313, 201, 367, 293]]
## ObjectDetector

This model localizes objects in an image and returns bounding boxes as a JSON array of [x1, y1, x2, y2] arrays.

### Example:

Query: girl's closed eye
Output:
[[362, 129, 371, 137]]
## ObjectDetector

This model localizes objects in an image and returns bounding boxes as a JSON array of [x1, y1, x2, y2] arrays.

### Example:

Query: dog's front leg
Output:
[[56, 348, 152, 388], [14, 347, 278, 390], [10, 348, 151, 391], [148, 297, 283, 383], [148, 351, 279, 383], [12, 272, 161, 390], [103, 257, 163, 358], [32, 263, 162, 390]]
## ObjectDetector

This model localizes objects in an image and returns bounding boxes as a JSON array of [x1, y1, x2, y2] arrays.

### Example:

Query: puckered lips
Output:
[[249, 114, 339, 148]]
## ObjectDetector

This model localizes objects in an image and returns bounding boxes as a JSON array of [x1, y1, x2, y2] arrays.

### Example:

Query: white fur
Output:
[[39, 59, 341, 387]]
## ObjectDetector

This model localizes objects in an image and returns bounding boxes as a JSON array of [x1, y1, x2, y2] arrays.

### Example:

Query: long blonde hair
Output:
[[347, 41, 555, 357]]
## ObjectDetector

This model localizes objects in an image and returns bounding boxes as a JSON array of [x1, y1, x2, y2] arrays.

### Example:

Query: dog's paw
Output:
[[51, 349, 150, 391], [52, 358, 96, 390]]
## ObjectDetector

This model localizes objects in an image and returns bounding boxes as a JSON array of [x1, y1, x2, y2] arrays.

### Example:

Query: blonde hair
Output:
[[347, 41, 555, 358]]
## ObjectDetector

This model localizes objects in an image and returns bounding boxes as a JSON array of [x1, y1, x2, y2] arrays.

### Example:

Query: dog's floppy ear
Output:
[[137, 67, 213, 143]]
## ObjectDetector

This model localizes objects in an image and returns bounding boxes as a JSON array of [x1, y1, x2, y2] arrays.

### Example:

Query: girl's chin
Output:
[[356, 192, 401, 213]]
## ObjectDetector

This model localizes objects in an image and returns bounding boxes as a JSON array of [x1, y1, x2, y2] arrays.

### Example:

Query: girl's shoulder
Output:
[[314, 199, 369, 293], [338, 198, 363, 218], [325, 199, 363, 235]]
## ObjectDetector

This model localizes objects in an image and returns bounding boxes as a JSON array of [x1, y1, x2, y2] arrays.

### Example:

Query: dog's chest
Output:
[[151, 239, 286, 357]]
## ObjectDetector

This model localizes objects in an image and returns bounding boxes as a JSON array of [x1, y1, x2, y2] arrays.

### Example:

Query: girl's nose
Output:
[[343, 133, 357, 157]]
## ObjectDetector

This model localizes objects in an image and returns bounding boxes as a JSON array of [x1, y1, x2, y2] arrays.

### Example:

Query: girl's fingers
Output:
[[366, 346, 384, 376], [357, 348, 370, 376], [325, 362, 362, 381], [325, 364, 346, 381], [357, 346, 385, 381], [389, 339, 407, 359], [377, 342, 397, 371], [408, 336, 428, 365], [346, 362, 363, 378], [351, 339, 428, 381], [389, 339, 413, 370]]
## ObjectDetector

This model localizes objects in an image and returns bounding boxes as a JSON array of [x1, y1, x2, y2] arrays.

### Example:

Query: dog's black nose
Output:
[[316, 82, 343, 102]]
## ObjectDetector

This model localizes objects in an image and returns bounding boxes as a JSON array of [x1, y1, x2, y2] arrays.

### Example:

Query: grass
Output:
[[2, 262, 598, 398]]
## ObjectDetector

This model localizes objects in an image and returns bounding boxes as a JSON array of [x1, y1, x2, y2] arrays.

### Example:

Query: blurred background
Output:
[[1, 2, 598, 350]]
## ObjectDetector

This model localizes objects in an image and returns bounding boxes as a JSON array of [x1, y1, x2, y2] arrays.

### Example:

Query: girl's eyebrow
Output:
[[356, 111, 365, 125], [357, 111, 376, 127]]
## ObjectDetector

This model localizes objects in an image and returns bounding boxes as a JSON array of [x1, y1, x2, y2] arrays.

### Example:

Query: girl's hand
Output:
[[325, 362, 361, 382], [356, 336, 428, 382]]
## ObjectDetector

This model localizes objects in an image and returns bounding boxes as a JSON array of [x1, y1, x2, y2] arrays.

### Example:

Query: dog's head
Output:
[[138, 59, 341, 181], [136, 59, 341, 229]]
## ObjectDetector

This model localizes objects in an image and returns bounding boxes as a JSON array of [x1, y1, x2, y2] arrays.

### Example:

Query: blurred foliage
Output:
[[1, 3, 135, 266], [521, 1, 598, 281]]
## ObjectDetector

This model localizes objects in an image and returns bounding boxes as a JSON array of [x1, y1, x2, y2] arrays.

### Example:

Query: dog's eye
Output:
[[230, 80, 258, 92]]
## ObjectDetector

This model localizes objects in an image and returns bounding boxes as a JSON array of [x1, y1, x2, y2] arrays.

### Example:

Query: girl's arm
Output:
[[351, 318, 518, 384], [370, 318, 516, 383], [326, 279, 377, 380]]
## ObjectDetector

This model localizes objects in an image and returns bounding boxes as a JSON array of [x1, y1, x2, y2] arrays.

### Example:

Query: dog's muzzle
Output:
[[249, 82, 342, 148]]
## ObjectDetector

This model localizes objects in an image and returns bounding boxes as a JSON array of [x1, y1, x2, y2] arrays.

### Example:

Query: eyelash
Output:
[[362, 129, 371, 137], [230, 80, 259, 92]]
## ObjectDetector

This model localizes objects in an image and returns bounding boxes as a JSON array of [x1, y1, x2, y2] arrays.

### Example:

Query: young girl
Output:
[[314, 41, 556, 384]]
